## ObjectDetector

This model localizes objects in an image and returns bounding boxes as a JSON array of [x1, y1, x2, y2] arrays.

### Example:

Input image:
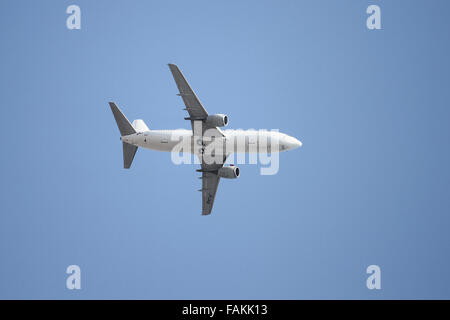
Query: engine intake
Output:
[[205, 114, 228, 127], [218, 165, 240, 179]]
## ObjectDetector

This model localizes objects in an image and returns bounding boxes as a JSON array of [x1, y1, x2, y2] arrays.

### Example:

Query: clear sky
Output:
[[1, 0, 450, 299]]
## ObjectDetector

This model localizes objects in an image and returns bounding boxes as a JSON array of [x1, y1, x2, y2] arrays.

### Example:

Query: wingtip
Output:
[[201, 209, 212, 216]]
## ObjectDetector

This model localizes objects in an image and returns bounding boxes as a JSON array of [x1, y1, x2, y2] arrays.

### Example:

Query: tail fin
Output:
[[132, 119, 150, 132], [109, 102, 138, 169]]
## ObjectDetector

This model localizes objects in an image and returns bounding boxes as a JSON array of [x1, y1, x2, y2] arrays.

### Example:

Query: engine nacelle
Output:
[[218, 165, 240, 179], [205, 114, 229, 127]]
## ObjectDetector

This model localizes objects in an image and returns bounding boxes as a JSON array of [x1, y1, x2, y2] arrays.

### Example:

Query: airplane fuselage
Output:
[[120, 129, 302, 154]]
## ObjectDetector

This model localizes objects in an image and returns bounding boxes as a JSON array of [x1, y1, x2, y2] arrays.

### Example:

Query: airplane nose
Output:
[[287, 136, 302, 149]]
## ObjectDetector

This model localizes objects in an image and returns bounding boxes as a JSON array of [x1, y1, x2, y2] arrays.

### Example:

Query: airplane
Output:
[[109, 64, 302, 215]]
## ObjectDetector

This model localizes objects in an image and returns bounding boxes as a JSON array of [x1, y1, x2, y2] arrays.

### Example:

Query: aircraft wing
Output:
[[168, 64, 208, 120], [200, 171, 221, 215], [168, 63, 227, 215], [199, 154, 228, 215], [168, 64, 224, 137]]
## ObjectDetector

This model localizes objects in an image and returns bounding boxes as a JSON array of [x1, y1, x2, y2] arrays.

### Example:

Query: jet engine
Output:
[[205, 114, 229, 127], [218, 165, 240, 179]]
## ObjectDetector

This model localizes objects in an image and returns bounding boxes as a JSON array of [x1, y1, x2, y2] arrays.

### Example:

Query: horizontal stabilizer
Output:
[[123, 142, 138, 169], [109, 102, 136, 136]]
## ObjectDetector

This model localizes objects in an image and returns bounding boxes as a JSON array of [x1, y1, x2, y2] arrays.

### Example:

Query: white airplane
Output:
[[109, 64, 302, 215]]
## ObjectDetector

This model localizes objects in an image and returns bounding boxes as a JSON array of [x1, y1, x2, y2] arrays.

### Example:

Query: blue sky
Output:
[[1, 0, 450, 299]]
